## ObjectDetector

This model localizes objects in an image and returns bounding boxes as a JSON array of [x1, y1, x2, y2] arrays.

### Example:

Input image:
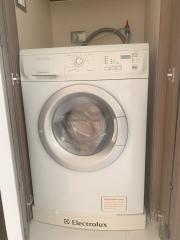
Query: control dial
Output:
[[74, 57, 84, 67]]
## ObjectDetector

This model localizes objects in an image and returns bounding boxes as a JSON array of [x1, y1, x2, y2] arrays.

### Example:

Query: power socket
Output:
[[71, 31, 86, 45]]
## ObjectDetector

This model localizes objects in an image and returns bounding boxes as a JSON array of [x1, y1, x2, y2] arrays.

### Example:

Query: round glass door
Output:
[[39, 84, 128, 171], [52, 94, 115, 156]]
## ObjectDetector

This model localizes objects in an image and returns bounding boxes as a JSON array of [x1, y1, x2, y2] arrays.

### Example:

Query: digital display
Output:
[[121, 55, 131, 59]]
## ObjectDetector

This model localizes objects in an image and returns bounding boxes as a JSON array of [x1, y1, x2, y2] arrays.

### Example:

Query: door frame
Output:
[[145, 0, 173, 219], [160, 0, 180, 237], [0, 0, 33, 239], [158, 0, 180, 239], [0, 56, 24, 240], [169, 92, 180, 240]]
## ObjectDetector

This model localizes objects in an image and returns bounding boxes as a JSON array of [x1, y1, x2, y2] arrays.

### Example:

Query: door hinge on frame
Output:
[[159, 223, 170, 240], [11, 73, 20, 86], [169, 180, 174, 192], [156, 211, 170, 240], [157, 210, 165, 225], [167, 67, 175, 83], [0, 34, 3, 48], [0, 33, 6, 48], [27, 194, 33, 207]]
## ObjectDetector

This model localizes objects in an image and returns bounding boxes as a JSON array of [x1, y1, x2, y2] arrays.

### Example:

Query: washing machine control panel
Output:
[[103, 52, 140, 72], [65, 51, 144, 75]]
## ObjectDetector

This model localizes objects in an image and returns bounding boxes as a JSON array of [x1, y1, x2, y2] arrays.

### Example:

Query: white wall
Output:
[[15, 0, 146, 48], [51, 0, 146, 47], [16, 0, 52, 49]]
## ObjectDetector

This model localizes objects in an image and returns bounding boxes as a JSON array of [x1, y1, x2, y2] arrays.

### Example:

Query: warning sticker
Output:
[[101, 196, 127, 212]]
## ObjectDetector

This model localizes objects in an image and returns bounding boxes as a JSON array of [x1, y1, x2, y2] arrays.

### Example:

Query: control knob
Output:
[[74, 57, 84, 67]]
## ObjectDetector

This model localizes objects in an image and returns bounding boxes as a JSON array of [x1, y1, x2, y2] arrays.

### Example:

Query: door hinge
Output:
[[0, 33, 4, 48], [167, 67, 175, 83], [169, 180, 174, 192], [27, 194, 33, 207], [157, 210, 165, 225], [0, 34, 3, 48], [11, 73, 20, 86], [26, 194, 33, 222], [157, 211, 170, 240]]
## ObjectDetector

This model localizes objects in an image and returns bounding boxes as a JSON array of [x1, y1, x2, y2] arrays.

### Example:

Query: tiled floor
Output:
[[30, 220, 160, 240]]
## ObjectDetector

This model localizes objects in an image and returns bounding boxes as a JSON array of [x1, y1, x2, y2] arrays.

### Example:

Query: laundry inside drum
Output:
[[52, 94, 115, 156]]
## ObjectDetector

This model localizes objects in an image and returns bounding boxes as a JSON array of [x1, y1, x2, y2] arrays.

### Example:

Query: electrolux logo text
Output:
[[64, 218, 108, 228]]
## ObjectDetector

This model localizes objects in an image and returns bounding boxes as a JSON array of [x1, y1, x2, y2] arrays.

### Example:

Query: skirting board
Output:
[[33, 207, 146, 231]]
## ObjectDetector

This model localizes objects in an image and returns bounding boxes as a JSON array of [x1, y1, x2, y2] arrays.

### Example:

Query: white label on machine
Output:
[[101, 196, 127, 212]]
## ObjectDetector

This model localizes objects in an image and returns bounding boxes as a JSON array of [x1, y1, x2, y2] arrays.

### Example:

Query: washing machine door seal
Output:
[[38, 84, 128, 172]]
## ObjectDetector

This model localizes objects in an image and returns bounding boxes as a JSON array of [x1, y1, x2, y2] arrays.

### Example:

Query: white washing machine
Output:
[[20, 44, 149, 231]]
